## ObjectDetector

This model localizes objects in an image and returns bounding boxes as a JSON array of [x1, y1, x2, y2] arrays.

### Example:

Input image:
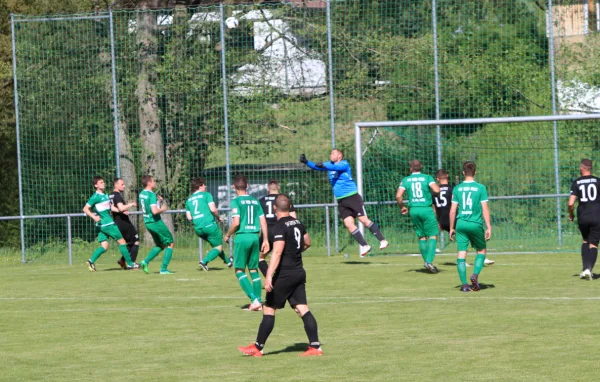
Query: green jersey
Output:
[[85, 192, 114, 226], [399, 173, 436, 208], [139, 189, 161, 224], [451, 181, 489, 224], [185, 191, 217, 228], [231, 195, 264, 234]]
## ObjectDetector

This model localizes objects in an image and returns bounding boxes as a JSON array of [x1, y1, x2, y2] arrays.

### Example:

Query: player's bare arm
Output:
[[259, 215, 270, 254], [482, 201, 492, 240], [449, 202, 458, 240], [82, 204, 100, 223], [567, 194, 577, 221], [185, 211, 192, 221], [303, 233, 311, 251], [396, 188, 408, 215], [223, 215, 240, 243], [264, 240, 284, 292], [117, 201, 136, 213], [209, 202, 223, 222], [429, 182, 441, 195]]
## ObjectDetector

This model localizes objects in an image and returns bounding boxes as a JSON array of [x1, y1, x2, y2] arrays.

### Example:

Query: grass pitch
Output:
[[0, 251, 598, 381]]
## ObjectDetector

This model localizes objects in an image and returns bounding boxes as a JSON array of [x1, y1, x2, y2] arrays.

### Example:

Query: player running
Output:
[[138, 175, 175, 275], [110, 178, 140, 270], [433, 169, 494, 266], [185, 178, 232, 271], [83, 176, 137, 272], [238, 194, 322, 357], [568, 159, 600, 280], [396, 160, 440, 273], [300, 149, 388, 257], [258, 180, 297, 277], [223, 174, 269, 311], [449, 161, 492, 292]]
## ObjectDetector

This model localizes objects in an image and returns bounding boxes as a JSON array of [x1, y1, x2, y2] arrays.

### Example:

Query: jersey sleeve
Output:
[[427, 175, 436, 185], [230, 198, 240, 217], [206, 193, 215, 205], [185, 199, 191, 213], [85, 194, 97, 207], [399, 177, 407, 190], [480, 185, 489, 203], [148, 192, 157, 207], [570, 181, 578, 195], [451, 187, 459, 204], [305, 161, 329, 171], [321, 160, 350, 171], [271, 222, 285, 242], [112, 192, 125, 207]]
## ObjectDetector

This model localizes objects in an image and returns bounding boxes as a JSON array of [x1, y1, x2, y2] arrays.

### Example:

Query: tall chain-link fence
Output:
[[6, 0, 600, 262]]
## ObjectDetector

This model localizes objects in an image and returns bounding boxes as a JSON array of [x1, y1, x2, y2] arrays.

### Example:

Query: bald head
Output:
[[410, 160, 422, 173], [275, 194, 291, 213]]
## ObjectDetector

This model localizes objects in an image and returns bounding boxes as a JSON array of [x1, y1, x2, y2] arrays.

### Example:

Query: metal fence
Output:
[[7, 0, 600, 262]]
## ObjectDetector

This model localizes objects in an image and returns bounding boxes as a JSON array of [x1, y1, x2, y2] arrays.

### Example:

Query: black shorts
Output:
[[265, 269, 307, 309], [437, 215, 450, 232], [579, 222, 600, 246], [338, 193, 366, 220], [115, 219, 139, 244]]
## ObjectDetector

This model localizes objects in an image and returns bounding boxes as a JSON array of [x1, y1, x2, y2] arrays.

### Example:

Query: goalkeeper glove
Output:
[[299, 154, 308, 164]]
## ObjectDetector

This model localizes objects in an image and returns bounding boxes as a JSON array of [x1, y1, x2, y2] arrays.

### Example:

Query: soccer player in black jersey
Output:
[[238, 194, 322, 357], [568, 159, 600, 280], [110, 178, 140, 269], [258, 180, 297, 277]]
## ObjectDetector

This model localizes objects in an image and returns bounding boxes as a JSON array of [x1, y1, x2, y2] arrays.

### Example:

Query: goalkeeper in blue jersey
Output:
[[300, 149, 388, 257]]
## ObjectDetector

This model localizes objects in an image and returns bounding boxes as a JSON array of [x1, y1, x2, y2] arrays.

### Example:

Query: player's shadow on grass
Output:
[[342, 261, 389, 265], [571, 273, 600, 280], [201, 267, 226, 271], [454, 283, 495, 290], [407, 268, 445, 274], [102, 267, 125, 272], [264, 343, 309, 356], [442, 262, 459, 267]]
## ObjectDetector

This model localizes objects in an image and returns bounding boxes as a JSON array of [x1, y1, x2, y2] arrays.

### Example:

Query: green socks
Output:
[[144, 246, 162, 264], [204, 248, 221, 264], [90, 247, 106, 263], [161, 248, 173, 271], [250, 270, 262, 303], [457, 258, 467, 285], [119, 244, 134, 267], [426, 239, 437, 264], [236, 271, 257, 301], [418, 240, 427, 262], [473, 254, 486, 275]]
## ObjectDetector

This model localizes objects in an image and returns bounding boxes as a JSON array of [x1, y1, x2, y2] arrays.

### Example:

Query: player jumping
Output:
[[568, 159, 600, 280], [238, 194, 322, 357], [300, 149, 388, 257], [185, 178, 232, 271], [449, 162, 492, 292], [258, 180, 297, 277], [396, 160, 440, 273], [83, 176, 138, 271]]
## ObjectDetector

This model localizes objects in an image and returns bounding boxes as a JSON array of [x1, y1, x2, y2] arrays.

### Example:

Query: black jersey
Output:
[[271, 216, 306, 271], [570, 175, 600, 222], [260, 194, 296, 226], [109, 191, 131, 224], [433, 185, 453, 220]]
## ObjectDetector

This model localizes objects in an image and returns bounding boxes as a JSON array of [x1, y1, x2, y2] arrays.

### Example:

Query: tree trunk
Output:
[[136, 0, 174, 242]]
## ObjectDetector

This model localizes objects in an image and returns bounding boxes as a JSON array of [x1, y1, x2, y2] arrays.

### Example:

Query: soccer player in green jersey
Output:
[[449, 161, 492, 292], [224, 174, 269, 311], [185, 178, 232, 271], [396, 160, 441, 273], [82, 176, 137, 272], [138, 175, 175, 275]]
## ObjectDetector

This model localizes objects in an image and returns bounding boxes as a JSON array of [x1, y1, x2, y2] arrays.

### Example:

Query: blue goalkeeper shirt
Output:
[[306, 160, 358, 199]]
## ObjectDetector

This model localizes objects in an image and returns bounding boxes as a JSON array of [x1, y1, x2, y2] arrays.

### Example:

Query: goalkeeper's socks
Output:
[[418, 240, 427, 263], [90, 247, 106, 263], [258, 260, 268, 277], [255, 314, 275, 351], [473, 254, 485, 275], [236, 271, 256, 301], [367, 222, 385, 241], [301, 311, 320, 348], [457, 258, 468, 285], [425, 238, 437, 263], [351, 229, 368, 246]]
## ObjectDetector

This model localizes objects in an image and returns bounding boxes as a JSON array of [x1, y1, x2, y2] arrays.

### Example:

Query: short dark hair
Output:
[[233, 174, 248, 190], [141, 175, 153, 188], [191, 177, 206, 191], [410, 160, 422, 172], [92, 176, 104, 186], [267, 179, 279, 188], [435, 169, 448, 179], [581, 159, 593, 170], [275, 193, 291, 212], [332, 148, 344, 158], [463, 161, 476, 176], [113, 177, 123, 185]]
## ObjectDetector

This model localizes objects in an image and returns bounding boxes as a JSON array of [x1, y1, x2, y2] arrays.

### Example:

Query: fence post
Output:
[[325, 206, 331, 257], [432, 0, 444, 249], [109, 8, 121, 178], [547, 0, 562, 247], [219, 3, 233, 222], [198, 237, 203, 263], [326, 0, 339, 254], [11, 15, 26, 263], [67, 216, 72, 266]]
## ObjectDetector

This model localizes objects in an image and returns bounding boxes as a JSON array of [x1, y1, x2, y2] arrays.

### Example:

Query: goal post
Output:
[[354, 113, 600, 255]]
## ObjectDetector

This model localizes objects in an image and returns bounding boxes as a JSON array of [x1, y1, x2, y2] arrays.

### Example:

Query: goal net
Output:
[[354, 115, 600, 254]]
